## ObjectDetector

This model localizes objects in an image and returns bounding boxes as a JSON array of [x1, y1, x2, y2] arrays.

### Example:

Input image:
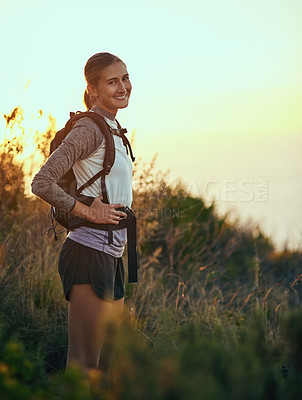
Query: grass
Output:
[[0, 193, 301, 399], [0, 106, 301, 398]]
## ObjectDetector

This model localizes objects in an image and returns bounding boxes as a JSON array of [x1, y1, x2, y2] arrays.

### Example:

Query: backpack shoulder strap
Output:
[[73, 112, 116, 175], [113, 119, 136, 162], [68, 112, 115, 200]]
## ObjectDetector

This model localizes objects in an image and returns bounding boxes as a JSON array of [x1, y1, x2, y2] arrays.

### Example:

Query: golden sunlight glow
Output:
[[0, 107, 56, 195], [0, 0, 301, 249]]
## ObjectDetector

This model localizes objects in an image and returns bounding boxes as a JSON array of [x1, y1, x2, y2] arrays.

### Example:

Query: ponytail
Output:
[[83, 89, 93, 110]]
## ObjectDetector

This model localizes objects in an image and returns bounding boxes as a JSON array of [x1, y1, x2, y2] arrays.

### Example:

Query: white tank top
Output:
[[68, 116, 133, 258]]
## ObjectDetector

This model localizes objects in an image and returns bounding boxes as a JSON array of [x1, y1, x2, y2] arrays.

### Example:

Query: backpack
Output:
[[50, 111, 135, 229], [46, 110, 139, 282]]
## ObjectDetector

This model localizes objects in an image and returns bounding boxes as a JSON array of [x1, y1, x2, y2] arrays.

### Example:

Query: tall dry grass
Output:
[[0, 106, 302, 399]]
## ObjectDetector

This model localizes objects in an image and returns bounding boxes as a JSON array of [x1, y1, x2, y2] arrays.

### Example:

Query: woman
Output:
[[31, 52, 134, 375]]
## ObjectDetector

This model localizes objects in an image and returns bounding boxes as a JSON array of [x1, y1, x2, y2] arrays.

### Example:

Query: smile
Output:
[[114, 94, 127, 100]]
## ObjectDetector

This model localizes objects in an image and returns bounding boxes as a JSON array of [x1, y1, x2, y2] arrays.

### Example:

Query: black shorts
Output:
[[58, 238, 125, 302]]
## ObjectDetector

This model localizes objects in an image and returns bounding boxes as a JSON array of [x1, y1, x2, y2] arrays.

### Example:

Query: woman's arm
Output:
[[31, 118, 127, 223]]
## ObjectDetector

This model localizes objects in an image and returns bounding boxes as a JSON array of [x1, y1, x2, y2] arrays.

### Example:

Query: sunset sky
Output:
[[1, 0, 302, 250]]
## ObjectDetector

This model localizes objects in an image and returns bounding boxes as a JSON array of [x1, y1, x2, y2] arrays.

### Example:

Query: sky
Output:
[[0, 0, 302, 250]]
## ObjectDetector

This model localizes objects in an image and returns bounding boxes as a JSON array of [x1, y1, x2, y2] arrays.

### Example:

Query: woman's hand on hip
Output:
[[70, 196, 127, 224], [89, 196, 127, 224]]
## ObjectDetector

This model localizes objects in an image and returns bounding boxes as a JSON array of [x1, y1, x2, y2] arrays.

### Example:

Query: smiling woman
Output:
[[83, 53, 132, 114], [31, 52, 137, 383]]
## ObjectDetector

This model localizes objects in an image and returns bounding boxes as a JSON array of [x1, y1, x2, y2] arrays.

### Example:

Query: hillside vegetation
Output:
[[0, 107, 301, 399]]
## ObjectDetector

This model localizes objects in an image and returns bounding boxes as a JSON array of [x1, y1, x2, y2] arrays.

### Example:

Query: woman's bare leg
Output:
[[112, 297, 124, 315], [66, 284, 112, 372], [98, 297, 124, 372]]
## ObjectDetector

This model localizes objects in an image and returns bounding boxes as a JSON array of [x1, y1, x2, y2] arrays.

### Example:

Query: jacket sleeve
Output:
[[31, 118, 104, 211]]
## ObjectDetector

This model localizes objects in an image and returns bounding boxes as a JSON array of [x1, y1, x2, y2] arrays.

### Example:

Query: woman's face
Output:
[[88, 62, 132, 115]]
